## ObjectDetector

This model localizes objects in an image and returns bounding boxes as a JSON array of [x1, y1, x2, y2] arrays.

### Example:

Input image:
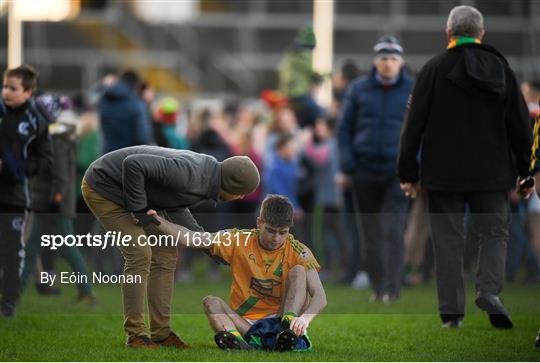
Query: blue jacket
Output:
[[337, 67, 412, 175], [263, 153, 300, 209], [98, 81, 152, 154]]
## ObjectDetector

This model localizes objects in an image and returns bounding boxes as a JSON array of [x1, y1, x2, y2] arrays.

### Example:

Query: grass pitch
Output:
[[1, 274, 539, 361]]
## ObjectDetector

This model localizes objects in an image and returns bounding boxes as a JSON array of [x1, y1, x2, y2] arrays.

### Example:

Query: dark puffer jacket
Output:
[[98, 81, 152, 154], [337, 67, 413, 175]]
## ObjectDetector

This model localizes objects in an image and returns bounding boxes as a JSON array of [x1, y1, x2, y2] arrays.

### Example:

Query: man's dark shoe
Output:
[[126, 335, 158, 349], [535, 330, 540, 349], [214, 331, 253, 350], [1, 303, 15, 318], [153, 331, 190, 349], [475, 293, 513, 329], [35, 282, 61, 296]]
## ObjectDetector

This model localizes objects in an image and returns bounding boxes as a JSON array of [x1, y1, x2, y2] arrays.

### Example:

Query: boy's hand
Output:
[[290, 316, 309, 337]]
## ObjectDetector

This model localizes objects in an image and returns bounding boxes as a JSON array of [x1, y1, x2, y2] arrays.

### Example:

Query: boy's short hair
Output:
[[260, 194, 294, 228], [4, 64, 38, 91]]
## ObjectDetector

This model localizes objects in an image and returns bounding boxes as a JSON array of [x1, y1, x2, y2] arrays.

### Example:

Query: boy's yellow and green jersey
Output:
[[209, 228, 320, 321]]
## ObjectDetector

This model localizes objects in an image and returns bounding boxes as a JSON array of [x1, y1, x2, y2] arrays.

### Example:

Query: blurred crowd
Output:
[[2, 26, 539, 310]]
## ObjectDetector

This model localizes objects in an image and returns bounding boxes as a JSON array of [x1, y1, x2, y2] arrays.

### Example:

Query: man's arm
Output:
[[504, 69, 533, 180], [147, 210, 210, 250], [397, 63, 435, 184], [290, 269, 327, 336]]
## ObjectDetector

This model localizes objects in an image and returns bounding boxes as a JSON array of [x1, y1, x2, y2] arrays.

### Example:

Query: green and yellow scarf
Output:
[[447, 36, 481, 50]]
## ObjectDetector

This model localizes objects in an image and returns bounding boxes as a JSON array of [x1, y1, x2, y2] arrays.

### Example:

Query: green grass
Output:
[[1, 276, 539, 361]]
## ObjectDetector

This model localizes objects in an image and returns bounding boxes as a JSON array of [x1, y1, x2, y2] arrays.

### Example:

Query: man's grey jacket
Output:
[[85, 146, 222, 230]]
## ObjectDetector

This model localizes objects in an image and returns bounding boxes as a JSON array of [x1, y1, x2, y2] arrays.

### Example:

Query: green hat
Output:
[[160, 97, 179, 114], [295, 25, 316, 49], [221, 156, 260, 195]]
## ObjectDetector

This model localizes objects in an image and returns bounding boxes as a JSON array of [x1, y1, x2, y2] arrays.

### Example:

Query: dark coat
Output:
[[397, 43, 532, 191], [337, 67, 413, 175], [31, 123, 77, 217], [98, 81, 152, 154]]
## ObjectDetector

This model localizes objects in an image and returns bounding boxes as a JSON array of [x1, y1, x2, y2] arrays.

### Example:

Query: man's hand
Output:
[[143, 210, 209, 249], [516, 176, 535, 200], [400, 182, 420, 199], [290, 316, 310, 337], [131, 208, 160, 226], [335, 172, 351, 189]]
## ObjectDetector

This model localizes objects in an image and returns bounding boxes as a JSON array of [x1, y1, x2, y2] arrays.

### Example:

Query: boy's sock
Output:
[[281, 311, 298, 327], [227, 329, 246, 342]]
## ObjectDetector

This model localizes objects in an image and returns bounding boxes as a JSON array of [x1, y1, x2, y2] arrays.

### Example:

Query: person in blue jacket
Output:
[[98, 70, 152, 154], [263, 132, 302, 213], [337, 36, 413, 302]]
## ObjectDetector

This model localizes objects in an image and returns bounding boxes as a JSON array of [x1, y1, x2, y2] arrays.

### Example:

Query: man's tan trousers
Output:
[[82, 178, 177, 340]]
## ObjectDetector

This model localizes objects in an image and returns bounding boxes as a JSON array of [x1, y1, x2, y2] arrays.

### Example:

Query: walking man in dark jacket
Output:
[[398, 5, 534, 329], [98, 70, 152, 154], [82, 146, 260, 348], [0, 64, 53, 317], [337, 36, 413, 302]]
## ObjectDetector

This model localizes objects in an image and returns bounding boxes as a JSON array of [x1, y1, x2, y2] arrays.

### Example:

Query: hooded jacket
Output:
[[84, 145, 221, 212], [98, 81, 152, 154], [397, 43, 532, 191]]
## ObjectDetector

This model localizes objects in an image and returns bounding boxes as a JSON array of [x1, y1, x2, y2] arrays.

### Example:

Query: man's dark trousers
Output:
[[427, 190, 509, 321], [353, 172, 408, 298]]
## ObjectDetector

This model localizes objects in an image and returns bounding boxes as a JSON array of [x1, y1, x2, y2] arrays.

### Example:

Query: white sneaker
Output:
[[351, 271, 370, 290]]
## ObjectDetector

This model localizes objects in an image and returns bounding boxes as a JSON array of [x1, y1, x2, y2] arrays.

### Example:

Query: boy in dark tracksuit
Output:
[[0, 64, 53, 317]]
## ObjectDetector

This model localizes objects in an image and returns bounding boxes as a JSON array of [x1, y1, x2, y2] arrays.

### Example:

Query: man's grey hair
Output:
[[446, 5, 484, 38]]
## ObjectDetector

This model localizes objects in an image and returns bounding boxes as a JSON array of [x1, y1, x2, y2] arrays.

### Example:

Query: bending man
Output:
[[82, 145, 260, 348]]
